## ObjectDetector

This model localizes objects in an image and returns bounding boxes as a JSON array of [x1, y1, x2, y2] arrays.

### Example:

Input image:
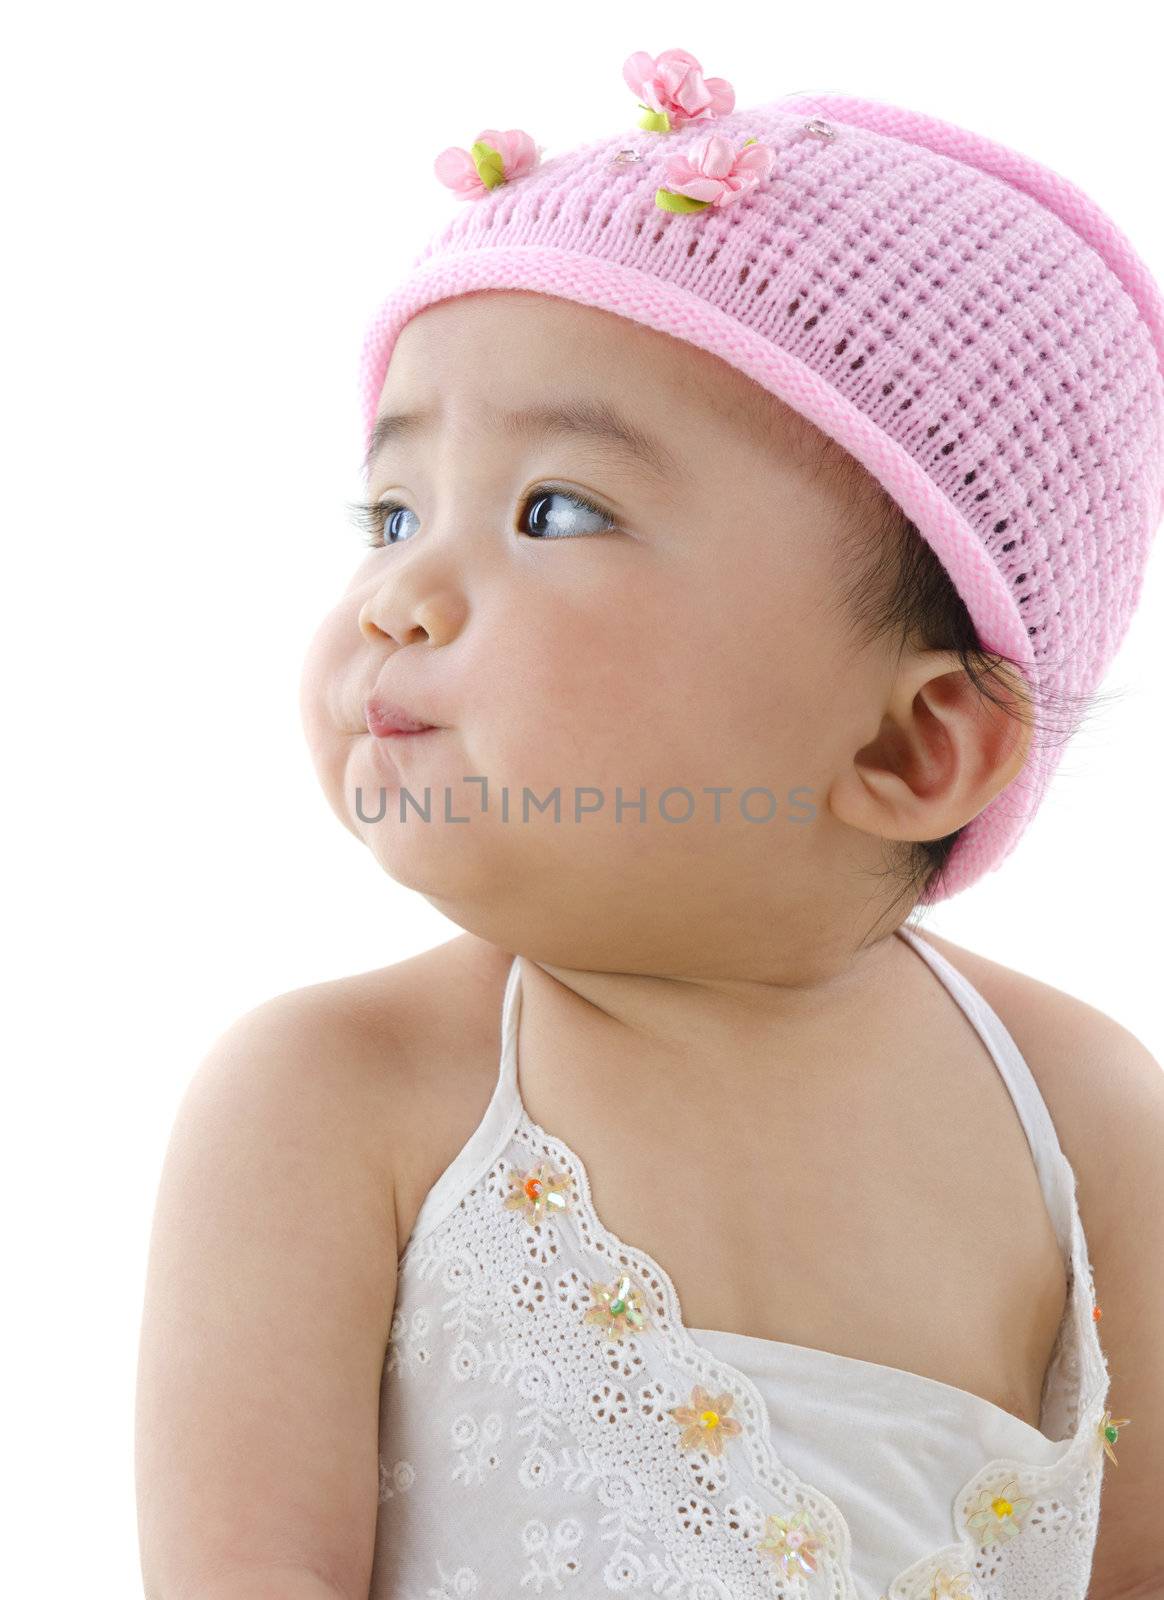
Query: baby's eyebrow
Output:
[[363, 397, 691, 491]]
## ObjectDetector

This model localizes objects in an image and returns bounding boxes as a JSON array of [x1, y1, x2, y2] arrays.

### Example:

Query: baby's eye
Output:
[[349, 485, 619, 549], [379, 504, 420, 545], [521, 487, 618, 539]]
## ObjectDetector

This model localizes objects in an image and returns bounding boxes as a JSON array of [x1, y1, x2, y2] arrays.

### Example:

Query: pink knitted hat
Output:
[[356, 52, 1164, 904]]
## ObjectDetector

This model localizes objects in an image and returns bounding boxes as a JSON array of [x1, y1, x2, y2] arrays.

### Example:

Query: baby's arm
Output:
[[1060, 1010, 1164, 1597], [135, 987, 403, 1600]]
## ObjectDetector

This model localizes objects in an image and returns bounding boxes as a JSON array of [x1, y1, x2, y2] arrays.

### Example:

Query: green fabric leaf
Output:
[[470, 141, 507, 189], [654, 188, 710, 213], [636, 104, 671, 134]]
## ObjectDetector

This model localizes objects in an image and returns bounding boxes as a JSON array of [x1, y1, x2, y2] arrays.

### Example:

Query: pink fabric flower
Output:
[[433, 128, 540, 201], [622, 48, 735, 132], [655, 133, 777, 212]]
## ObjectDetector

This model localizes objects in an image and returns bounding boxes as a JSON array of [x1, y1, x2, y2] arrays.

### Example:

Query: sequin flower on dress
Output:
[[1098, 1408, 1132, 1465], [755, 1509, 828, 1577], [873, 1569, 976, 1600], [501, 1159, 571, 1222], [926, 1570, 975, 1600], [963, 1477, 1034, 1545], [584, 1273, 651, 1341], [622, 46, 736, 132], [668, 1383, 744, 1457], [433, 128, 542, 200]]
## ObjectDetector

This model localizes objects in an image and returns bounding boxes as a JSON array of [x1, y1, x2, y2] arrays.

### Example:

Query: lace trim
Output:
[[465, 1109, 1113, 1599]]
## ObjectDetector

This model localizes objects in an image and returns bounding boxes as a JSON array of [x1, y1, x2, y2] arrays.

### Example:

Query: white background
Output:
[[4, 2, 1161, 1592]]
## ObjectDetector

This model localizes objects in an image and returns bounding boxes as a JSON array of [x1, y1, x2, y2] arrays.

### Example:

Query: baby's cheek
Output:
[[297, 597, 371, 797]]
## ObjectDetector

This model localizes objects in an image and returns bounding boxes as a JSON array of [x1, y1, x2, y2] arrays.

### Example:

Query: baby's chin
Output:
[[353, 804, 525, 902]]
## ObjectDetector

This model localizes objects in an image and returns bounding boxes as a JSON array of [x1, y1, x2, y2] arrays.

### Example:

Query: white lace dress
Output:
[[369, 928, 1126, 1600]]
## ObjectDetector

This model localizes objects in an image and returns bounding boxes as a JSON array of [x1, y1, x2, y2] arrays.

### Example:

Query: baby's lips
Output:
[[364, 697, 441, 736]]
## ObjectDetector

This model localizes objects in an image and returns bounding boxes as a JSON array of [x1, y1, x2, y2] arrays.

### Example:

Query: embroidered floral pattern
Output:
[[433, 128, 541, 200], [583, 1272, 651, 1340], [755, 1508, 828, 1576], [622, 47, 735, 133], [654, 132, 778, 213], [668, 1383, 744, 1457], [501, 1159, 572, 1222], [376, 1455, 416, 1503], [1098, 1409, 1131, 1465], [963, 1477, 1034, 1545]]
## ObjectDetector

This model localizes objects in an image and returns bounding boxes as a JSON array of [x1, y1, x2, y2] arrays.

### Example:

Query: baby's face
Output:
[[299, 290, 894, 963]]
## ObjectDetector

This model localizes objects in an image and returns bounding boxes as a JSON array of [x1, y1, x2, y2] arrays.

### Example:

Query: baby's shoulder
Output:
[[913, 928, 1154, 1084], [912, 929, 1161, 1226], [246, 931, 509, 1073], [253, 933, 516, 1236]]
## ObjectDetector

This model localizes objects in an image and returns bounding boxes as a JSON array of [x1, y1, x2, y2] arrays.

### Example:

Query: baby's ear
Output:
[[827, 651, 1034, 845]]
